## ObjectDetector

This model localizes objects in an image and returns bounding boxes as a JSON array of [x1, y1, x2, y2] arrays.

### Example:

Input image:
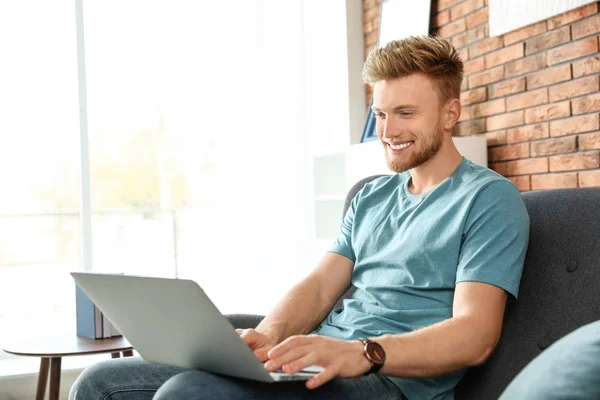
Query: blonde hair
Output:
[[363, 35, 464, 104]]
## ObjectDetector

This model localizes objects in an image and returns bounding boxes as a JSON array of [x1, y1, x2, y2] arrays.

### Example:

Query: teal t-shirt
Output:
[[313, 157, 530, 400]]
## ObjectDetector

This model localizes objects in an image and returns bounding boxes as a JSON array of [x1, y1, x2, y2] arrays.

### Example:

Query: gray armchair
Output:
[[227, 176, 600, 399]]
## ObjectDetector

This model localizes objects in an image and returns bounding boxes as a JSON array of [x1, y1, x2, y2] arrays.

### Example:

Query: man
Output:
[[70, 35, 529, 400]]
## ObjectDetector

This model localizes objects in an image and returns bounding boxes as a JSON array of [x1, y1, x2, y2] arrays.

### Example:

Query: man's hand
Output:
[[236, 328, 275, 362], [265, 335, 372, 389]]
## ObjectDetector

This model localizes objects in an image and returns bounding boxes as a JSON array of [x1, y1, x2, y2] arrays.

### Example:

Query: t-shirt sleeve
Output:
[[327, 191, 361, 262], [456, 180, 530, 301]]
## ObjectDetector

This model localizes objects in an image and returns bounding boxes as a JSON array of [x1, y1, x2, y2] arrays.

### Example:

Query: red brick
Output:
[[471, 98, 506, 117], [579, 131, 600, 150], [456, 118, 486, 135], [507, 158, 549, 175], [572, 14, 600, 40], [527, 64, 572, 89], [466, 7, 488, 28], [525, 26, 571, 55], [506, 88, 548, 112], [363, 6, 379, 24], [461, 79, 469, 91], [438, 0, 464, 11], [469, 36, 503, 58], [488, 78, 526, 98], [363, 0, 377, 8], [458, 47, 469, 61], [503, 21, 547, 46], [548, 37, 599, 66], [489, 162, 508, 175], [507, 123, 549, 143], [433, 10, 451, 28], [505, 54, 547, 78], [453, 25, 488, 49], [365, 30, 378, 46], [489, 142, 530, 161], [461, 87, 487, 105], [475, 130, 507, 146], [450, 0, 484, 20], [573, 55, 600, 78], [485, 43, 524, 68], [579, 169, 600, 187], [509, 175, 531, 191], [439, 18, 467, 37], [549, 76, 599, 102], [547, 3, 598, 29], [460, 105, 473, 121], [531, 136, 577, 156], [469, 65, 504, 88], [525, 101, 571, 124], [572, 93, 600, 115], [531, 173, 578, 190], [464, 57, 486, 74], [549, 152, 600, 172], [487, 110, 524, 130], [550, 114, 599, 137]]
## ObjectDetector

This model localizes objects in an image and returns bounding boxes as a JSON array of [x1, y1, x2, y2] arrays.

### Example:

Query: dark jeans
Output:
[[69, 357, 405, 400]]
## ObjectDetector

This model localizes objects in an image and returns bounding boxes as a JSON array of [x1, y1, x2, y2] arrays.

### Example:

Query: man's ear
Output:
[[444, 99, 461, 131]]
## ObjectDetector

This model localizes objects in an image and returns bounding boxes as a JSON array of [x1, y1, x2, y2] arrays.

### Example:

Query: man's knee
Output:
[[154, 370, 241, 400], [69, 357, 156, 400], [70, 358, 122, 400]]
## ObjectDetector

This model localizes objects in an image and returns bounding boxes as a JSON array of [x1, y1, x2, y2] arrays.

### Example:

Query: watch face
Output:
[[366, 342, 385, 364]]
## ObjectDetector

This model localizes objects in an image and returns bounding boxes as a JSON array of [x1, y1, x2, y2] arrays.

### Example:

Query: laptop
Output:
[[71, 272, 323, 382]]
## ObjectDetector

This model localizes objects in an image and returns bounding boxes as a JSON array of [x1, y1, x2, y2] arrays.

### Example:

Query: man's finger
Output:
[[280, 352, 319, 375], [265, 345, 312, 372], [306, 367, 336, 390], [254, 349, 267, 362], [268, 335, 312, 358]]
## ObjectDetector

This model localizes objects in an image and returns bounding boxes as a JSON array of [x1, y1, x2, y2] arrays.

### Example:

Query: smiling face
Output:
[[372, 73, 447, 173]]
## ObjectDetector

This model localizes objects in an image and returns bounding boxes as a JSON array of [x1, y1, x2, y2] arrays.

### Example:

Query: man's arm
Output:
[[265, 281, 507, 388], [377, 281, 507, 377], [253, 252, 354, 345]]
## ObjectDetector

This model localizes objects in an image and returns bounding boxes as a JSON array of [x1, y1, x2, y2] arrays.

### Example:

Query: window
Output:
[[0, 0, 81, 373], [0, 0, 315, 376]]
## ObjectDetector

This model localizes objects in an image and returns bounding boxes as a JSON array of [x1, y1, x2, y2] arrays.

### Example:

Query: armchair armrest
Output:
[[226, 314, 265, 330]]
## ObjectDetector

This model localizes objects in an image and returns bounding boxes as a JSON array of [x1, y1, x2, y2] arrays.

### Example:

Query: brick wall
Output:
[[362, 0, 600, 190]]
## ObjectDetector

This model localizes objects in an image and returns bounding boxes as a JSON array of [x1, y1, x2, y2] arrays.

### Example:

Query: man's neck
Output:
[[407, 139, 464, 195]]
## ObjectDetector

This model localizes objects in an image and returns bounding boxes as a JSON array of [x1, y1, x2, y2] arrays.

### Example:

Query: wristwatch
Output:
[[358, 338, 386, 374]]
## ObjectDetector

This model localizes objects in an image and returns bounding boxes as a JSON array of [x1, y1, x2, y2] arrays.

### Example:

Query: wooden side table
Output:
[[3, 335, 133, 400]]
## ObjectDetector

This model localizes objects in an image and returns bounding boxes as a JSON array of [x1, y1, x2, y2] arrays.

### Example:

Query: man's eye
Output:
[[373, 112, 385, 118], [399, 112, 413, 117]]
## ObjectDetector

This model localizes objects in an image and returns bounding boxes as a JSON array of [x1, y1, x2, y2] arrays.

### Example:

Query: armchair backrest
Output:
[[456, 187, 600, 399]]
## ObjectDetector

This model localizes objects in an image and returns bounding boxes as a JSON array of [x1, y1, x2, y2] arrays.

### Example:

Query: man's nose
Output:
[[381, 117, 400, 139]]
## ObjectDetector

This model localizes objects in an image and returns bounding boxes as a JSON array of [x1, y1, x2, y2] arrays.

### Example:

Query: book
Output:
[[76, 283, 103, 339], [102, 313, 111, 338], [110, 320, 121, 337]]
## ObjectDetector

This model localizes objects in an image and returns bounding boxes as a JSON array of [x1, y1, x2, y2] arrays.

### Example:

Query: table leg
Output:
[[123, 350, 134, 357], [49, 357, 62, 400], [111, 352, 121, 358], [36, 357, 50, 400]]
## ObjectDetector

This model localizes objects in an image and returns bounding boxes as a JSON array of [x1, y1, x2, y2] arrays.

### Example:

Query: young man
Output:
[[70, 36, 529, 400]]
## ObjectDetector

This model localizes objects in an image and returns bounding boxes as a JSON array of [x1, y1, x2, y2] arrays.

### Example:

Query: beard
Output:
[[382, 123, 445, 173]]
